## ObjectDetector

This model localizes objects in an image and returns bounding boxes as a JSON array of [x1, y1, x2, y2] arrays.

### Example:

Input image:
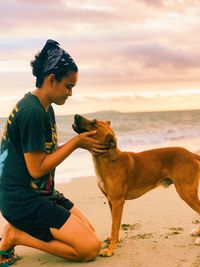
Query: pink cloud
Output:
[[0, 1, 116, 32], [119, 44, 200, 70], [140, 0, 164, 6], [0, 0, 200, 98]]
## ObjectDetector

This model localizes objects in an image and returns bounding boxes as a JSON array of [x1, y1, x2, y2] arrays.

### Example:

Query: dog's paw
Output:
[[99, 248, 114, 257], [191, 228, 200, 236], [195, 238, 200, 245]]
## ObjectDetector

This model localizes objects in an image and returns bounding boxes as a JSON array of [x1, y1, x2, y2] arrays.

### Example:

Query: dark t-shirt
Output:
[[0, 93, 58, 220]]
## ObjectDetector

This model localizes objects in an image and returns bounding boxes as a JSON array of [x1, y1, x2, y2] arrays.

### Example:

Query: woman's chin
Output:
[[55, 99, 67, 105]]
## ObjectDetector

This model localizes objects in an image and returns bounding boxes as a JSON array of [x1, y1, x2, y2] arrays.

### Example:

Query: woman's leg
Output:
[[0, 224, 82, 262], [70, 206, 95, 231], [0, 213, 101, 263], [50, 213, 101, 261]]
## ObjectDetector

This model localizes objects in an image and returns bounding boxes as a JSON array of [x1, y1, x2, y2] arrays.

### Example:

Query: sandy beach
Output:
[[1, 174, 200, 267]]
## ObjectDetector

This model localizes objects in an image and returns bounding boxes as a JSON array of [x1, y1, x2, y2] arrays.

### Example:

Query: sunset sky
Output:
[[1, 0, 200, 117]]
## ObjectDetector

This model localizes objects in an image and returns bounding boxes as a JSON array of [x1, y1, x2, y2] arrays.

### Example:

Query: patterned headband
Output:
[[41, 39, 76, 73]]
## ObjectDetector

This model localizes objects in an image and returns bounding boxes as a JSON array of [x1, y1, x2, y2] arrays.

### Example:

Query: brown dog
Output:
[[72, 114, 200, 257]]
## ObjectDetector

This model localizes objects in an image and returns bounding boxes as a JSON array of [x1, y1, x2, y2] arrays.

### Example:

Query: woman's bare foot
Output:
[[0, 224, 20, 265]]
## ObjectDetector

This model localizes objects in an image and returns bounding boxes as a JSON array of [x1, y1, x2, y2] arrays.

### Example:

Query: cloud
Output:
[[1, 0, 200, 115], [123, 44, 200, 69], [140, 0, 164, 7], [0, 1, 117, 35], [135, 88, 200, 98], [68, 89, 200, 102], [51, 88, 200, 115]]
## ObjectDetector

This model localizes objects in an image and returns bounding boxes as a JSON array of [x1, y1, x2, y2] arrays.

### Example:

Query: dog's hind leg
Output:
[[174, 180, 200, 244], [175, 186, 200, 213]]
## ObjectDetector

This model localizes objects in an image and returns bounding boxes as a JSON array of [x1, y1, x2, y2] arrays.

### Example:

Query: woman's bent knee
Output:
[[81, 239, 101, 262]]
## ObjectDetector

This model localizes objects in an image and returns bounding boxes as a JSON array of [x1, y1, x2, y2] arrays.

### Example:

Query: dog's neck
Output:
[[93, 146, 122, 162]]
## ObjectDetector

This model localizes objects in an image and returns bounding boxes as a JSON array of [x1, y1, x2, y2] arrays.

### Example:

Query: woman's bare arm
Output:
[[24, 131, 107, 178]]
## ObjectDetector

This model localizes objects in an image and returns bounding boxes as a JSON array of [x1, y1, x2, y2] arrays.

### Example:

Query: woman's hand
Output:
[[75, 130, 108, 155]]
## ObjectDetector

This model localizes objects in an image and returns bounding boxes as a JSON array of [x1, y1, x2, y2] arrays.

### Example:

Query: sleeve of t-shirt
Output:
[[18, 107, 46, 153]]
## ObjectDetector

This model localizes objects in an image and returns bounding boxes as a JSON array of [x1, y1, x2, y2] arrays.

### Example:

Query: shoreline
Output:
[[1, 176, 200, 266]]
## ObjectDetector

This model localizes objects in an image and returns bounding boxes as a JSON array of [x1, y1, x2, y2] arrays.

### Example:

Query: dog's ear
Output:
[[105, 121, 111, 126], [106, 133, 116, 149]]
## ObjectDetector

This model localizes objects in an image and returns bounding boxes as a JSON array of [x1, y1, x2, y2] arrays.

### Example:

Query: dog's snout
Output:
[[74, 114, 82, 124], [73, 114, 89, 134]]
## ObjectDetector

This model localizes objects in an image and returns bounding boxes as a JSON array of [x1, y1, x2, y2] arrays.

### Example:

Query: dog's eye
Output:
[[91, 120, 97, 128]]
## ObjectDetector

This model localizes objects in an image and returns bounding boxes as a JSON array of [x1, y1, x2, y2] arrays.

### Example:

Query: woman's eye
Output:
[[66, 84, 73, 90]]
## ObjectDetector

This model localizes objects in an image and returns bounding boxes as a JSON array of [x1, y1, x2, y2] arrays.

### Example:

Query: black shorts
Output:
[[5, 191, 74, 242]]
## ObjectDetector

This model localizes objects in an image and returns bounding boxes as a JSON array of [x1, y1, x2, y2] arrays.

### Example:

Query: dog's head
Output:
[[72, 114, 117, 149]]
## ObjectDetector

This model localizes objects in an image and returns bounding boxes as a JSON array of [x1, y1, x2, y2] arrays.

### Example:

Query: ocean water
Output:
[[1, 109, 200, 183]]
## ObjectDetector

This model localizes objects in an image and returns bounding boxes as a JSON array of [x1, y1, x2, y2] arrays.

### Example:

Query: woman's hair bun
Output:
[[30, 39, 60, 77]]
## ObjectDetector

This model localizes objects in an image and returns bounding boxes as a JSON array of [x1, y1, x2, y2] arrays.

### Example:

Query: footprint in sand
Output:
[[120, 223, 155, 241], [121, 223, 141, 231], [163, 227, 184, 238]]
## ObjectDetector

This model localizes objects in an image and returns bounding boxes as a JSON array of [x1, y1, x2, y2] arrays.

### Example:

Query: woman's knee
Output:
[[80, 238, 101, 262]]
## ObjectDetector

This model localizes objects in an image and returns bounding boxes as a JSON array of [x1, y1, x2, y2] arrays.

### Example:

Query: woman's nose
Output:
[[67, 89, 72, 96]]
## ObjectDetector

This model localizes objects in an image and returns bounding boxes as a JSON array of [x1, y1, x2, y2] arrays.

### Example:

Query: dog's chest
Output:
[[93, 159, 106, 192], [97, 174, 106, 192]]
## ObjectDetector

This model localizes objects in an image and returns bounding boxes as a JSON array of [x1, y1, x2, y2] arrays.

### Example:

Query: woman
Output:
[[0, 40, 107, 266]]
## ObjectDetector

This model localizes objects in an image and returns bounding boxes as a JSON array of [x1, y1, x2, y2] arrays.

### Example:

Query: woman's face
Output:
[[50, 70, 78, 105]]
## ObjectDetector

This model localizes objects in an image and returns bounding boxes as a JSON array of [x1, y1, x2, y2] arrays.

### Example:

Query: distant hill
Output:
[[84, 110, 122, 115]]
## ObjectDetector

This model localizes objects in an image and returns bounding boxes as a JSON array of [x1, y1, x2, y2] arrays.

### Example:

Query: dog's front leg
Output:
[[104, 199, 112, 244], [100, 198, 125, 257]]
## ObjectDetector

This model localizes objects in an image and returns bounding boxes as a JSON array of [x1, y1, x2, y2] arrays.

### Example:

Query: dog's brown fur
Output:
[[73, 114, 200, 257]]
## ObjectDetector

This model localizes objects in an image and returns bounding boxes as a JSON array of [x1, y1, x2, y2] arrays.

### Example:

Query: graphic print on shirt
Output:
[[45, 125, 57, 154], [0, 94, 57, 195], [0, 105, 19, 176]]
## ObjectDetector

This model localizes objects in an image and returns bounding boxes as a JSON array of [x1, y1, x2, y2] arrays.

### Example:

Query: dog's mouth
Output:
[[72, 114, 89, 134]]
